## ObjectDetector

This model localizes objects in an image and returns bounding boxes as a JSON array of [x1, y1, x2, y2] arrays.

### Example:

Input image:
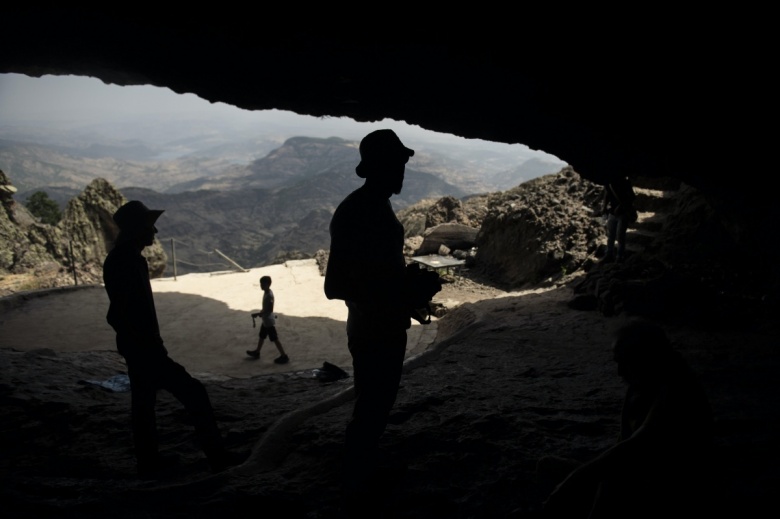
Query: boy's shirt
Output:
[[261, 288, 276, 327]]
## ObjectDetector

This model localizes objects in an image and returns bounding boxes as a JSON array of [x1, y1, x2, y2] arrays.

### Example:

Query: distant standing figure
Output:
[[600, 176, 637, 263], [246, 275, 289, 364], [103, 200, 247, 478], [543, 320, 713, 518]]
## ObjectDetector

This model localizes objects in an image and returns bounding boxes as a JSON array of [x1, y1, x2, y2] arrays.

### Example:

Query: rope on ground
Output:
[[234, 385, 356, 474]]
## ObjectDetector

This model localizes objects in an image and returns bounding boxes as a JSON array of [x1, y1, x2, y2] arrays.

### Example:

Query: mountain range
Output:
[[119, 137, 471, 271], [3, 127, 566, 273]]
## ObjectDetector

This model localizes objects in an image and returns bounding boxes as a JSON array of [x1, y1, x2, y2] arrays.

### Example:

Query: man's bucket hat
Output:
[[113, 200, 164, 232]]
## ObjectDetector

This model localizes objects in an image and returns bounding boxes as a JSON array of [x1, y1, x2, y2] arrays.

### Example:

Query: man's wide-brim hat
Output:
[[113, 200, 164, 232], [356, 129, 414, 178]]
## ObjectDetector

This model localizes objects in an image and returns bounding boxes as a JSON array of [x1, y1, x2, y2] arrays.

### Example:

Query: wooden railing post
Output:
[[214, 249, 248, 272]]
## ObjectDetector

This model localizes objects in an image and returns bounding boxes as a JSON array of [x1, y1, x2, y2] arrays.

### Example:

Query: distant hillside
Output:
[[2, 118, 567, 197], [169, 136, 358, 192], [15, 185, 81, 211], [489, 156, 568, 191], [165, 136, 473, 199], [410, 143, 566, 194], [3, 132, 565, 275], [123, 146, 466, 273], [0, 138, 243, 194]]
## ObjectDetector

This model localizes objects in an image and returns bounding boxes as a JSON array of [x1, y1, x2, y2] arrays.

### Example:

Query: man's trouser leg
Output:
[[127, 362, 159, 465], [158, 356, 223, 452], [606, 214, 619, 259], [344, 330, 407, 485]]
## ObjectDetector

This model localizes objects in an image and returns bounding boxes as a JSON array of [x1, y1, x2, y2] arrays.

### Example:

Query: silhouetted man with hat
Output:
[[103, 200, 246, 478], [326, 129, 436, 513]]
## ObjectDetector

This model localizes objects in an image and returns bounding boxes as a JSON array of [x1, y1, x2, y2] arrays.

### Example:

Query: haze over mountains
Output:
[[0, 73, 567, 272], [1, 118, 564, 200]]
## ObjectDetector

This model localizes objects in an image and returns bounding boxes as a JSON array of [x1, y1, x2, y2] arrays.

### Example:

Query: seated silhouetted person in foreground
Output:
[[103, 201, 247, 478], [543, 320, 713, 518]]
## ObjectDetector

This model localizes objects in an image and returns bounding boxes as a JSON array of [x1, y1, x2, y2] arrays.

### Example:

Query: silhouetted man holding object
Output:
[[103, 200, 247, 478], [325, 129, 441, 513]]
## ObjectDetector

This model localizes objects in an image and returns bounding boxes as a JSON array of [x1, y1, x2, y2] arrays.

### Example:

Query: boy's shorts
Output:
[[259, 325, 279, 342]]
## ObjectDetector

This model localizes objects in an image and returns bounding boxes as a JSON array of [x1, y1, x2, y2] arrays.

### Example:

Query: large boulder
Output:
[[397, 194, 490, 259], [57, 178, 167, 280], [473, 167, 604, 288], [417, 223, 479, 256]]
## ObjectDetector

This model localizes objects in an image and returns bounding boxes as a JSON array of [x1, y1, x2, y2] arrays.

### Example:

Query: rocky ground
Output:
[[1, 266, 777, 518], [3, 166, 778, 518]]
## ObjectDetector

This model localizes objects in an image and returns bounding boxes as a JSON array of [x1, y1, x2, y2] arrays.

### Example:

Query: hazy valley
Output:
[[3, 121, 565, 275]]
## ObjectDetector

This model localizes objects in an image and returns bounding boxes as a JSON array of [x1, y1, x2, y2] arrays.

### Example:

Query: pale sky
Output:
[[0, 73, 462, 143], [0, 73, 562, 159], [0, 73, 215, 119]]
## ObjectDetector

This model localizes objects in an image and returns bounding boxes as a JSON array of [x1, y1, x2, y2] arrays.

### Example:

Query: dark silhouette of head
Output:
[[113, 200, 164, 249], [613, 320, 673, 388], [260, 275, 272, 289], [355, 129, 414, 196]]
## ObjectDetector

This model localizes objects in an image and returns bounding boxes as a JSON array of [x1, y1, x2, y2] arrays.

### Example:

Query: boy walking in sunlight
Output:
[[246, 275, 289, 364]]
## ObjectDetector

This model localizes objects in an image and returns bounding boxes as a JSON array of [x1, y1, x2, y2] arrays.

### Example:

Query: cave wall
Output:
[[2, 10, 768, 185], [1, 8, 775, 278]]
